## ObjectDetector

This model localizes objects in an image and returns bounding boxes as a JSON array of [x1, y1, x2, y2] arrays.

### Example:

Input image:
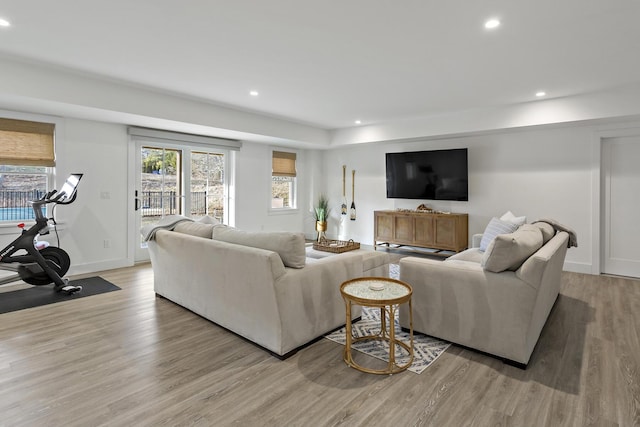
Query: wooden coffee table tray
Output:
[[313, 238, 360, 253]]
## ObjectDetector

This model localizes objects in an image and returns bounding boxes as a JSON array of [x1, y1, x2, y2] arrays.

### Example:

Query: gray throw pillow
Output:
[[481, 224, 544, 272], [479, 217, 520, 252], [212, 226, 306, 268]]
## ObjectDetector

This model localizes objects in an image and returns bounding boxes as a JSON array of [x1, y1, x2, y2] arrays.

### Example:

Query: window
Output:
[[0, 118, 54, 222], [271, 150, 297, 209]]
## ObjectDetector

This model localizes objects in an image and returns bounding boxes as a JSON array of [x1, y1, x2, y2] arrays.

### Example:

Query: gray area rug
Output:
[[325, 263, 450, 374]]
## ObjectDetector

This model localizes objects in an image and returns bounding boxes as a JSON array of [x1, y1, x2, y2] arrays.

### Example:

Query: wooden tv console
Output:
[[374, 210, 468, 255]]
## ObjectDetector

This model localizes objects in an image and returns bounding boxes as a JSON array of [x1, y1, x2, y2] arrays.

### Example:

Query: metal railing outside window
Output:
[[0, 190, 45, 221]]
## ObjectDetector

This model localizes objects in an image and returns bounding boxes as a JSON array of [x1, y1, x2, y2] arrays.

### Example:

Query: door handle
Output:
[[135, 190, 140, 211]]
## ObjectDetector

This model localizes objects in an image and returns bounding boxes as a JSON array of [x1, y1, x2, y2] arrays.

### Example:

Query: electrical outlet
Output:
[[103, 239, 111, 249], [100, 191, 111, 199]]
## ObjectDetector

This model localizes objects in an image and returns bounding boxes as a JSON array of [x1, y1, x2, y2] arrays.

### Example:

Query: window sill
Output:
[[268, 208, 300, 216], [0, 221, 65, 236]]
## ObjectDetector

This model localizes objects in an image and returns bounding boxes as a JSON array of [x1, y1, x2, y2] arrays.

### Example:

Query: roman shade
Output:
[[272, 151, 296, 177], [0, 118, 55, 166]]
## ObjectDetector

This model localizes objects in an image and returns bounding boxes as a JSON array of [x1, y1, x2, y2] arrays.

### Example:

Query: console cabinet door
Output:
[[414, 215, 434, 246], [394, 215, 413, 242], [375, 212, 393, 241], [434, 216, 456, 249]]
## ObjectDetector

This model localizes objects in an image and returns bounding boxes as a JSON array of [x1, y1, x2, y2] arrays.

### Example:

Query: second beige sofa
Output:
[[399, 222, 571, 366]]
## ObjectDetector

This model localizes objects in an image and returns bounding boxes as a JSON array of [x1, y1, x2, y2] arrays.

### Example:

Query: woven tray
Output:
[[313, 238, 360, 253]]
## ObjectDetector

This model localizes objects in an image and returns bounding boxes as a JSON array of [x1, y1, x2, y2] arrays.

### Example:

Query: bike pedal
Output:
[[60, 285, 82, 294]]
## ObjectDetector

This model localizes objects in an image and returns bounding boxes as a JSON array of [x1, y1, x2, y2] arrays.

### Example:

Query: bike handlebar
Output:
[[30, 174, 83, 219]]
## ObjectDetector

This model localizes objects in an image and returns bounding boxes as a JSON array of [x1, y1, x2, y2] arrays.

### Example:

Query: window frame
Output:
[[269, 148, 299, 214], [0, 110, 58, 230]]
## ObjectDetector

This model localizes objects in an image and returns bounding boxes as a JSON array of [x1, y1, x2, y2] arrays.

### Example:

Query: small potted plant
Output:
[[313, 194, 330, 241]]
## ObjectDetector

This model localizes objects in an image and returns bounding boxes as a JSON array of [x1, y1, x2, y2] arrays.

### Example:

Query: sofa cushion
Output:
[[481, 224, 544, 272], [531, 221, 556, 244], [447, 248, 484, 264], [212, 226, 306, 268], [479, 217, 520, 251], [173, 222, 215, 239]]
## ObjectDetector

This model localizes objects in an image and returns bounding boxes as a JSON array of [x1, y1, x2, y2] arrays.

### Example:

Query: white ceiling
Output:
[[1, 0, 640, 133]]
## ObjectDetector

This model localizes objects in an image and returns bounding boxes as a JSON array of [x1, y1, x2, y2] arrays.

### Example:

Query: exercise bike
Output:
[[0, 174, 83, 294]]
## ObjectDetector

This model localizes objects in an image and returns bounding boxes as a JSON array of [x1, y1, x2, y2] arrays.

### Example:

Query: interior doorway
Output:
[[601, 135, 640, 278]]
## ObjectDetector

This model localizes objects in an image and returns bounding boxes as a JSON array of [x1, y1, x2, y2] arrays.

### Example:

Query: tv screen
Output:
[[386, 148, 468, 201]]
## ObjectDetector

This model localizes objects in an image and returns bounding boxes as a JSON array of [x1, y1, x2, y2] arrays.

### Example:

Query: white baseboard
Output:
[[563, 261, 593, 275], [68, 258, 133, 277]]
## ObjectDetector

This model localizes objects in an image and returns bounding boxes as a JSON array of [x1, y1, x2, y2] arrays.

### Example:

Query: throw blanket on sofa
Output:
[[140, 215, 193, 242], [534, 218, 578, 248]]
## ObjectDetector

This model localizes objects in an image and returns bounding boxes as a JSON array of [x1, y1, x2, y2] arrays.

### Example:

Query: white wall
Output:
[[0, 116, 130, 276], [320, 121, 640, 274], [2, 109, 638, 277], [1, 116, 317, 277], [234, 142, 313, 234]]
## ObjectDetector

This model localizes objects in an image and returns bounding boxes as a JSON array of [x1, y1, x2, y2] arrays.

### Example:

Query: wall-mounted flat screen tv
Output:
[[385, 148, 468, 201]]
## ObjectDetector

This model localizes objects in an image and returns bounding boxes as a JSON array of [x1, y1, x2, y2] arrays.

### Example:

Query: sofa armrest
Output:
[[273, 252, 364, 354]]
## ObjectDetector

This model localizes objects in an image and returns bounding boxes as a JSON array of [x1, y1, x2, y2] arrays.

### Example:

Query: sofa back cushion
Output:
[[481, 224, 544, 273], [212, 225, 306, 268], [173, 222, 215, 239]]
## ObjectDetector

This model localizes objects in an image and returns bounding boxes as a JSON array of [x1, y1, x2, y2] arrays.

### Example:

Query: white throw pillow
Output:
[[197, 215, 220, 225], [479, 217, 520, 252], [500, 210, 527, 226]]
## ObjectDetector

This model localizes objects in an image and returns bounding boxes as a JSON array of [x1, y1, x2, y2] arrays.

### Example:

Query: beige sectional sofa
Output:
[[399, 220, 573, 366], [147, 221, 389, 358]]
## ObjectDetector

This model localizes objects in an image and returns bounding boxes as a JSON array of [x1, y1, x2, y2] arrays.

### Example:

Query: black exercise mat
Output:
[[0, 276, 121, 314]]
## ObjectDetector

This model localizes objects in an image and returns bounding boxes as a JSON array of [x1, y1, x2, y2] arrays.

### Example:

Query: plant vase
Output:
[[316, 220, 327, 242]]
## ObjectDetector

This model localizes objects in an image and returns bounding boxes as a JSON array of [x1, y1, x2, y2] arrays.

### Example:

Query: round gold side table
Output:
[[340, 277, 413, 375]]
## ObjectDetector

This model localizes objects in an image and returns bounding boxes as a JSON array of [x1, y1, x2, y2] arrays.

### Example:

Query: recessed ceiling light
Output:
[[536, 91, 546, 97], [354, 120, 361, 125], [0, 18, 11, 27], [484, 18, 500, 29], [249, 90, 259, 96]]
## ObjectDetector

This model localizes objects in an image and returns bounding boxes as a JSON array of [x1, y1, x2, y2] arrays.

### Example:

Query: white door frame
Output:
[[127, 137, 232, 264], [593, 125, 640, 275]]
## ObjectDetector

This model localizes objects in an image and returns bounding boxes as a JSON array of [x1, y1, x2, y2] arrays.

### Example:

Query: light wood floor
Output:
[[0, 263, 639, 427]]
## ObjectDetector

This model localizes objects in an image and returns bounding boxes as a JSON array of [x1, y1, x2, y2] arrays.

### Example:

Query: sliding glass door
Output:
[[133, 142, 228, 262]]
